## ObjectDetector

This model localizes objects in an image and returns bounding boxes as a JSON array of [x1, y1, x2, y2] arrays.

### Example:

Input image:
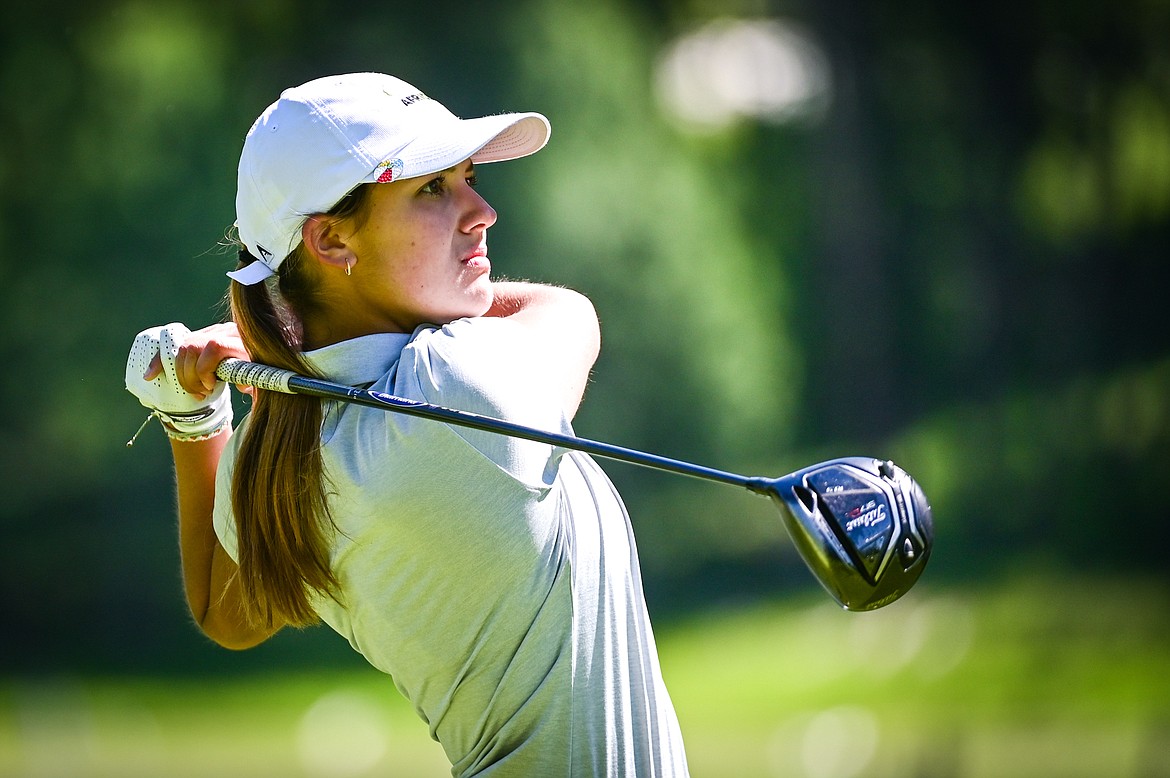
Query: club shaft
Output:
[[217, 358, 767, 492]]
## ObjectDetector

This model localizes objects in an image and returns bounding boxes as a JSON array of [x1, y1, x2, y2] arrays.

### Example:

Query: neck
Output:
[[299, 290, 415, 351]]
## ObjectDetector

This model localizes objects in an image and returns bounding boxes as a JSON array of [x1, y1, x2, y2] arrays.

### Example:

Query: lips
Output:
[[463, 245, 489, 269]]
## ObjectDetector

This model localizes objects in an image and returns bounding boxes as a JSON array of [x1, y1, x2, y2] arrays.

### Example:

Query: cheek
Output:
[[404, 230, 449, 271]]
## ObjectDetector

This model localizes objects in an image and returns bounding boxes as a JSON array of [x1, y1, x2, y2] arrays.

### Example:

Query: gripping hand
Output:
[[125, 323, 233, 441]]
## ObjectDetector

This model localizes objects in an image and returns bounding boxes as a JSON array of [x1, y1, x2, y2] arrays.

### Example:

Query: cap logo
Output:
[[257, 245, 273, 260], [376, 158, 405, 183], [383, 89, 428, 107]]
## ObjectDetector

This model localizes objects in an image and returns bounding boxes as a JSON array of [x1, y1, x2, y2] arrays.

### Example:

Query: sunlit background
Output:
[[1, 0, 1168, 776]]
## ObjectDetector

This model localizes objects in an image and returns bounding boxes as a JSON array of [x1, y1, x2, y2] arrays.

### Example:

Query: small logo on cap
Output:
[[376, 158, 405, 183], [383, 90, 428, 107]]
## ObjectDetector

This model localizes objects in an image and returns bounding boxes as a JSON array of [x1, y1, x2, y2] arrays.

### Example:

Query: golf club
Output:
[[215, 358, 933, 611]]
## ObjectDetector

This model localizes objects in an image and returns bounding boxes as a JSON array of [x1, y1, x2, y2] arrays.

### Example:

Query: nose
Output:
[[462, 186, 497, 233]]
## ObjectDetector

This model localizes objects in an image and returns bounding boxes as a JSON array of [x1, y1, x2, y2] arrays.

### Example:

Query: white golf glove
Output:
[[125, 323, 233, 441]]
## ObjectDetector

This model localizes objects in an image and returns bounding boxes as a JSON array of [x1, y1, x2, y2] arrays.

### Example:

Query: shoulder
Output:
[[392, 320, 575, 473], [401, 318, 560, 423]]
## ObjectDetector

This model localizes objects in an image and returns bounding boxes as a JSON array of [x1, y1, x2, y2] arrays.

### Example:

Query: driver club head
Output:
[[760, 457, 933, 611]]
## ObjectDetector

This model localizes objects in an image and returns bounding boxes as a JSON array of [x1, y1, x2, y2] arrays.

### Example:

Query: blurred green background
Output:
[[1, 0, 1168, 776]]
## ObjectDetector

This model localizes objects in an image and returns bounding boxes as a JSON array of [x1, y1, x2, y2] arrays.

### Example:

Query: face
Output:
[[338, 159, 498, 334]]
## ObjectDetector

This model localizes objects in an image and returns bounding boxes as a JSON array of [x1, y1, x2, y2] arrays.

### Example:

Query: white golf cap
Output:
[[230, 72, 551, 285]]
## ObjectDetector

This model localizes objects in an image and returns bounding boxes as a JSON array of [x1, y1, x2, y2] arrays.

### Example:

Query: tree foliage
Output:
[[1, 0, 1166, 671]]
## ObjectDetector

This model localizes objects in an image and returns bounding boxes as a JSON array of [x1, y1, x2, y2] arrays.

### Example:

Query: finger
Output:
[[175, 345, 209, 399], [194, 344, 228, 394], [144, 353, 163, 381]]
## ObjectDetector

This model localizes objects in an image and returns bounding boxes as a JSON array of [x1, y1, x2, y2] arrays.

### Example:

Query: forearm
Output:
[[169, 431, 277, 649], [485, 280, 588, 318], [484, 280, 536, 318], [171, 432, 231, 626]]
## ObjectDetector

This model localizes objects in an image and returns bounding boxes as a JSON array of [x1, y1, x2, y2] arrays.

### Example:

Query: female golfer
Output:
[[125, 73, 689, 776]]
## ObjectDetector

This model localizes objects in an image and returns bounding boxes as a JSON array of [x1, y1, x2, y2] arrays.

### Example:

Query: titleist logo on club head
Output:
[[845, 500, 888, 532]]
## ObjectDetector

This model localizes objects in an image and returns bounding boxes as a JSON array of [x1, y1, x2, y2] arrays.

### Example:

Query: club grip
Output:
[[215, 358, 296, 394]]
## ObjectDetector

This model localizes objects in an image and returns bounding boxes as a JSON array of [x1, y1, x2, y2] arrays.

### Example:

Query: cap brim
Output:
[[227, 260, 277, 285], [469, 113, 551, 163], [376, 113, 551, 184]]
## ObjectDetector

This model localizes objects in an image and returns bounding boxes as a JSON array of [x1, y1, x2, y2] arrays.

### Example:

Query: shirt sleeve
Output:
[[211, 420, 244, 562]]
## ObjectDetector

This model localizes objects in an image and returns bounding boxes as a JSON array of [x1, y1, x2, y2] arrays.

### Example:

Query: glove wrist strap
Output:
[[162, 416, 232, 442], [126, 409, 232, 447]]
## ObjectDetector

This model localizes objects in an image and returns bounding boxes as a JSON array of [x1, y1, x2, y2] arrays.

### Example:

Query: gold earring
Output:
[[344, 258, 352, 276]]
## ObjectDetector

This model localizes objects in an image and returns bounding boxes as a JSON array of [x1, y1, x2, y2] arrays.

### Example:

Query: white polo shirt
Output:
[[213, 317, 688, 777]]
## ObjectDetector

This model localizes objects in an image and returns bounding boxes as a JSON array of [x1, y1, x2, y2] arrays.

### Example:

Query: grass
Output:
[[2, 574, 1168, 777], [663, 575, 1170, 777]]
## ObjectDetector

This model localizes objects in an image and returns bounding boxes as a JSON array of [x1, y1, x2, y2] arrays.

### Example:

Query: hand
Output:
[[126, 323, 246, 441], [142, 322, 249, 398]]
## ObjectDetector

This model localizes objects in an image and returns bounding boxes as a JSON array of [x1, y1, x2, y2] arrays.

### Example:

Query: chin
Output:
[[438, 296, 492, 325], [471, 284, 495, 317], [476, 291, 495, 317]]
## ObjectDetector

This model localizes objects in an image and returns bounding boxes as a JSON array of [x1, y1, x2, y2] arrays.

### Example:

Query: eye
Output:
[[466, 173, 479, 188], [418, 175, 446, 196]]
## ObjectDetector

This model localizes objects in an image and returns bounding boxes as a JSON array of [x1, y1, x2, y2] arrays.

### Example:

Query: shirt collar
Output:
[[302, 332, 412, 386]]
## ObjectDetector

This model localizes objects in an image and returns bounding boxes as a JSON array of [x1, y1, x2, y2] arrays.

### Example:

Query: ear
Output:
[[301, 215, 355, 274]]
